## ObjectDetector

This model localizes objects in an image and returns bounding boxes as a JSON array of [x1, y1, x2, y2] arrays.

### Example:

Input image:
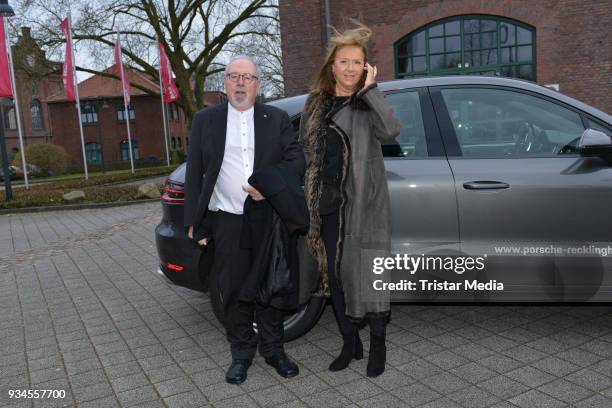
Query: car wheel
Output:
[[208, 268, 326, 341], [282, 295, 326, 341]]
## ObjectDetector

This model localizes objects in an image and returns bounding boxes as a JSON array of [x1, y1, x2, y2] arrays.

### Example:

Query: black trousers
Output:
[[321, 210, 356, 338], [210, 210, 285, 360]]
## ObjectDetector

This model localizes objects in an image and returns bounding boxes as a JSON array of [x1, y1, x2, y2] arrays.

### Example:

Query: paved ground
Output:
[[1, 202, 612, 408]]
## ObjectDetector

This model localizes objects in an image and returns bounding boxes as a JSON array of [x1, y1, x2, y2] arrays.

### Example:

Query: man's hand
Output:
[[188, 225, 208, 246], [243, 184, 265, 201]]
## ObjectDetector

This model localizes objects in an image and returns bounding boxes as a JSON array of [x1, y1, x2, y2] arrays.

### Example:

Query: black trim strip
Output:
[[420, 88, 446, 157], [429, 87, 462, 156]]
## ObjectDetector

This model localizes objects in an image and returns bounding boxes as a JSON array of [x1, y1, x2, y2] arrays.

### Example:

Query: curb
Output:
[[0, 198, 160, 215]]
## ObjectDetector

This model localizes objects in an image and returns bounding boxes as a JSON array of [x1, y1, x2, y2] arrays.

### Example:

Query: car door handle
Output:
[[463, 181, 510, 190]]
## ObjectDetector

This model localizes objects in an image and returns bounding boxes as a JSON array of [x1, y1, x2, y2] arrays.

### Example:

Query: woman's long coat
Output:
[[299, 85, 401, 319]]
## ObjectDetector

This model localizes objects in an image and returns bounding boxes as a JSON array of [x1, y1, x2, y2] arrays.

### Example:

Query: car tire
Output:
[[208, 268, 326, 341]]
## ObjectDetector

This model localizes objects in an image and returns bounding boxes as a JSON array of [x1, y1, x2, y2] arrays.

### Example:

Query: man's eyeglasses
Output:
[[226, 73, 259, 84]]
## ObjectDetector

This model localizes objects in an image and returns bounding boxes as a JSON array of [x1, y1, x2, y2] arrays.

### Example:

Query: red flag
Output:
[[114, 36, 131, 104], [0, 17, 13, 97], [59, 18, 76, 101], [158, 41, 179, 102]]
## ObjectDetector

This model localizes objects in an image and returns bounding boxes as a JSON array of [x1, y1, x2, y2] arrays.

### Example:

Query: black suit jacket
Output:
[[183, 101, 305, 237]]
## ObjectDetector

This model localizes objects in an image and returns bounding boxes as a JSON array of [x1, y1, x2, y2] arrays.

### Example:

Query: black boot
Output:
[[329, 329, 363, 371], [366, 316, 387, 377]]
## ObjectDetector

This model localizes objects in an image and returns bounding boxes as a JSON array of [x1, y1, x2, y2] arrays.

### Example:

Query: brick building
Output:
[[0, 27, 63, 156], [45, 65, 226, 168], [279, 0, 612, 114], [1, 27, 226, 169]]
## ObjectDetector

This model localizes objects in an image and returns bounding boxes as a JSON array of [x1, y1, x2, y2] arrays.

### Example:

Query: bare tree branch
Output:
[[12, 0, 283, 123]]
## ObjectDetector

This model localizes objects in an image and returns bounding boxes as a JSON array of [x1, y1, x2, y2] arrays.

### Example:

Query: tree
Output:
[[12, 0, 280, 124], [225, 1, 283, 98]]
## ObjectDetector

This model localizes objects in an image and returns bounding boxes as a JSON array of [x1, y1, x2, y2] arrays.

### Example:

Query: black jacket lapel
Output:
[[213, 102, 228, 165], [254, 103, 267, 171]]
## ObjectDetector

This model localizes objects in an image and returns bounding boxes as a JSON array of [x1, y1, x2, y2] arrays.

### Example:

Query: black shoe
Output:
[[264, 352, 299, 378], [329, 333, 363, 371], [226, 359, 251, 384]]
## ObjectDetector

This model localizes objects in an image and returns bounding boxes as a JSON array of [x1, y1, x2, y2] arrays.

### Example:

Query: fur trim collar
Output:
[[302, 90, 363, 292]]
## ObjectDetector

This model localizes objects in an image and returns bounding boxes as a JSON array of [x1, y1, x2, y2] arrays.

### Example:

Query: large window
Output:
[[3, 99, 16, 129], [395, 16, 535, 80], [31, 99, 44, 129], [117, 104, 135, 121], [81, 103, 98, 124], [382, 91, 428, 158], [440, 88, 584, 157], [85, 142, 102, 164], [120, 139, 139, 161]]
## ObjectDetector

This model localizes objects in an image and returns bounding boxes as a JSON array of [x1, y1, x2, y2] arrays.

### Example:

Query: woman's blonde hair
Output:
[[311, 25, 372, 96]]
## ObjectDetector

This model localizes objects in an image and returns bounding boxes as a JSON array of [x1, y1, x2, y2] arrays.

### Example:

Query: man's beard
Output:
[[230, 92, 250, 109]]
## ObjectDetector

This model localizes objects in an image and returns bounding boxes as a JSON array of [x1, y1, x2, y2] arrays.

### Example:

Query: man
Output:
[[183, 55, 304, 384]]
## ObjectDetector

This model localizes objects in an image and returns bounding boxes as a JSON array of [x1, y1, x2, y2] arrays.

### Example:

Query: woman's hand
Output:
[[363, 62, 377, 89]]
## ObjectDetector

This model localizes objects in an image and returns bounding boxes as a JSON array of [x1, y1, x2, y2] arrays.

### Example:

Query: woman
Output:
[[300, 25, 401, 377]]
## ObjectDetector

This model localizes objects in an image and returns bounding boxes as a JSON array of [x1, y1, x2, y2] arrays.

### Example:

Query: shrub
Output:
[[171, 149, 185, 165], [0, 183, 163, 209], [44, 165, 178, 189], [0, 164, 176, 209], [14, 143, 70, 176]]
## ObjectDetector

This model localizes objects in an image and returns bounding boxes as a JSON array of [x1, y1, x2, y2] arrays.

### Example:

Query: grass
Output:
[[11, 165, 176, 185], [0, 164, 179, 210]]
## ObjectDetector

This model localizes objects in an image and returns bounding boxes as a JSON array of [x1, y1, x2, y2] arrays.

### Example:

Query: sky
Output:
[[6, 0, 280, 94]]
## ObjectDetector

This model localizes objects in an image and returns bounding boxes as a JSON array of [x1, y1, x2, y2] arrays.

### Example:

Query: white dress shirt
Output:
[[208, 103, 255, 214]]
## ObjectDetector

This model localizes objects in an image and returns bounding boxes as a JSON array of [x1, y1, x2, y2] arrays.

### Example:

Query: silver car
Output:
[[156, 76, 612, 339]]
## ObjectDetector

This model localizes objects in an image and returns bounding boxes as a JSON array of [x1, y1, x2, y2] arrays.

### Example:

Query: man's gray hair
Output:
[[224, 55, 261, 79]]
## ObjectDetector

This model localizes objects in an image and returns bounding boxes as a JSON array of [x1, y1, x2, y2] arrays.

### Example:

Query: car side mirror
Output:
[[579, 128, 612, 160]]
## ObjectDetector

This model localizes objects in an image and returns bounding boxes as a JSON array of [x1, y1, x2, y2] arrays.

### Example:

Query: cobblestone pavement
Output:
[[1, 202, 612, 408]]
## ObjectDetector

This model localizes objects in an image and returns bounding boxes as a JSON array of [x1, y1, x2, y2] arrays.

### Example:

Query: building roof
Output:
[[45, 64, 227, 106], [45, 64, 159, 103]]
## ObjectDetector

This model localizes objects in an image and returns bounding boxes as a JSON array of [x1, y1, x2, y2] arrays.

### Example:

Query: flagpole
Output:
[[116, 31, 134, 174], [4, 20, 28, 188], [68, 14, 88, 180], [157, 41, 170, 166]]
